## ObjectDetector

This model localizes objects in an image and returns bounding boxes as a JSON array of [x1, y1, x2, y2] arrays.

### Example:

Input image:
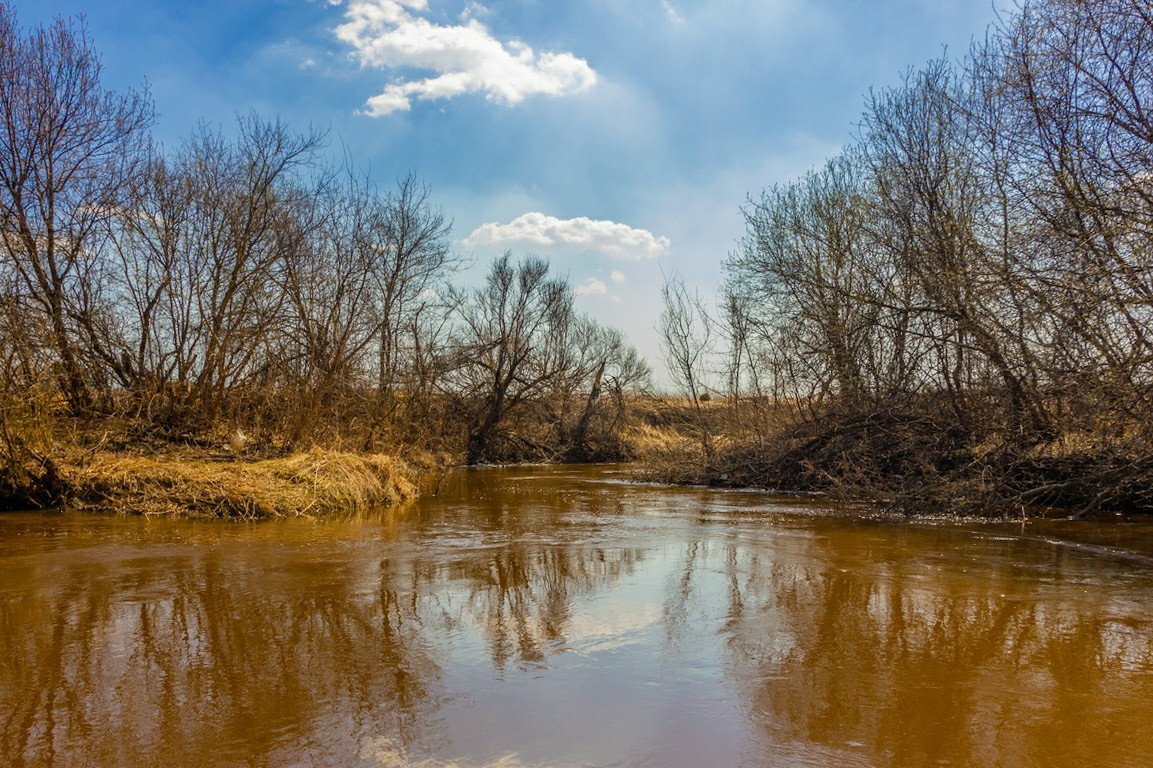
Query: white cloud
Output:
[[574, 277, 609, 296], [462, 212, 671, 260], [459, 0, 490, 21], [565, 602, 661, 654], [335, 0, 597, 116], [610, 270, 626, 283]]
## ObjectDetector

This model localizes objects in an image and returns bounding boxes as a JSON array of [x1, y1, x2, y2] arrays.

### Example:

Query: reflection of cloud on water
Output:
[[564, 601, 662, 656], [359, 737, 524, 767]]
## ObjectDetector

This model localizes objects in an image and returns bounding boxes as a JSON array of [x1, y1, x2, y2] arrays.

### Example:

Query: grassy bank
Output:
[[6, 393, 1149, 520], [3, 444, 418, 519], [0, 382, 639, 515], [67, 448, 416, 518]]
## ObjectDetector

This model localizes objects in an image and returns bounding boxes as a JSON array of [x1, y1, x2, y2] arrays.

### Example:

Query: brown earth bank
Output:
[[626, 397, 1153, 519], [67, 449, 418, 518], [0, 421, 442, 518], [5, 396, 1153, 520], [0, 395, 632, 516]]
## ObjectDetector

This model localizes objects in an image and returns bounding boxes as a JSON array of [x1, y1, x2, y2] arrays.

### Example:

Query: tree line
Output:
[[663, 0, 1153, 513], [0, 2, 649, 504]]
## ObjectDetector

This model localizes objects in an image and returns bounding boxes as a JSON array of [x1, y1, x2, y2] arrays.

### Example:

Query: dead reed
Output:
[[66, 448, 416, 518]]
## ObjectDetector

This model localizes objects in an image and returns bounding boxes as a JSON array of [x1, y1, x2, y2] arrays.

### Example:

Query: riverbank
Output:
[[4, 444, 420, 518], [71, 449, 418, 518], [626, 398, 1153, 518], [9, 462, 1153, 768], [4, 394, 1150, 519]]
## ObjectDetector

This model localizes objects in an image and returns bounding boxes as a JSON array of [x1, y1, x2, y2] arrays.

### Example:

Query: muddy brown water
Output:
[[3, 464, 1153, 767]]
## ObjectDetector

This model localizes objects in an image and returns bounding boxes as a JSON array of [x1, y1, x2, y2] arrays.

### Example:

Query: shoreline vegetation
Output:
[[631, 398, 1153, 519], [4, 0, 1153, 519], [7, 394, 1153, 519], [66, 449, 417, 519]]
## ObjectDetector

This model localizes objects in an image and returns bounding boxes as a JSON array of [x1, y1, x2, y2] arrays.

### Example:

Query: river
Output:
[[2, 464, 1153, 767]]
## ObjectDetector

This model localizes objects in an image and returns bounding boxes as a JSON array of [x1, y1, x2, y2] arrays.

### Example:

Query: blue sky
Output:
[[13, 0, 1003, 378]]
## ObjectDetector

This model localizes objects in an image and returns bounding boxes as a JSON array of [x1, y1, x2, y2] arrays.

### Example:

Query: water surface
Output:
[[3, 465, 1153, 767]]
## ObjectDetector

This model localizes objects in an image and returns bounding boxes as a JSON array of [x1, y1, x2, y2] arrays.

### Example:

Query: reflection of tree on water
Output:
[[9, 470, 1153, 768], [0, 508, 646, 767], [418, 467, 648, 671], [688, 526, 1153, 767], [455, 546, 643, 670], [0, 548, 447, 766]]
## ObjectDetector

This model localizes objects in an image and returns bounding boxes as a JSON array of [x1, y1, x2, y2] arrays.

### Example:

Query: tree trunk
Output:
[[569, 360, 605, 460]]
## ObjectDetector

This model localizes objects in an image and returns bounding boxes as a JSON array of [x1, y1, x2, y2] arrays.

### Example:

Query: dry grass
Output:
[[65, 448, 416, 518], [625, 422, 699, 459]]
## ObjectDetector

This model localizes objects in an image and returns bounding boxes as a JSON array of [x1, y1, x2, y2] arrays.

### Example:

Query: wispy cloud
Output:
[[459, 0, 489, 21], [463, 212, 670, 260], [335, 0, 597, 116]]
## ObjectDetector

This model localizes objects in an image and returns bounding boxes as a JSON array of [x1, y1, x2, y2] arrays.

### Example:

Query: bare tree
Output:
[[0, 2, 153, 412], [985, 0, 1153, 441], [555, 319, 651, 460], [108, 115, 325, 428], [734, 153, 895, 410], [449, 254, 575, 464], [104, 154, 198, 407], [660, 272, 715, 460], [370, 172, 455, 395], [862, 58, 1053, 442], [272, 173, 378, 442]]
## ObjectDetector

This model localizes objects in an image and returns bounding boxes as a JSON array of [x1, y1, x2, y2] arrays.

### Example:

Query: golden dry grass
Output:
[[625, 423, 699, 460], [66, 448, 416, 518]]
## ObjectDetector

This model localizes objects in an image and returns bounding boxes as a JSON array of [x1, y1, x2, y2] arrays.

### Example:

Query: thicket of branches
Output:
[[667, 0, 1153, 514], [0, 3, 649, 505]]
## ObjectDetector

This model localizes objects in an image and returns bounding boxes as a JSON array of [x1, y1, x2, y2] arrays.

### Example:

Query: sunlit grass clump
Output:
[[68, 448, 415, 518]]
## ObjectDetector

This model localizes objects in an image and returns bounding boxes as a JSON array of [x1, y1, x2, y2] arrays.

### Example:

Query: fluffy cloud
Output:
[[574, 277, 609, 296], [463, 212, 670, 260], [335, 0, 597, 115]]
